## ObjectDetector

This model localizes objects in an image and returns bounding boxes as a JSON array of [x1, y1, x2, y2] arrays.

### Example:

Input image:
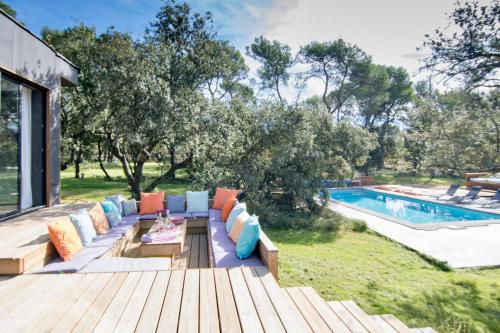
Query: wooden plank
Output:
[[300, 287, 351, 333], [380, 314, 412, 333], [27, 272, 99, 332], [257, 232, 279, 280], [0, 274, 81, 332], [178, 234, 193, 270], [214, 268, 242, 333], [157, 269, 185, 331], [371, 315, 399, 333], [135, 270, 172, 332], [228, 268, 264, 333], [93, 272, 143, 333], [114, 271, 157, 332], [328, 301, 369, 333], [72, 272, 128, 333], [254, 266, 312, 333], [283, 288, 327, 332], [341, 301, 383, 333], [51, 273, 115, 332], [199, 269, 220, 333], [241, 267, 285, 333], [417, 328, 437, 333], [189, 233, 200, 268], [198, 233, 209, 268], [178, 269, 200, 333]]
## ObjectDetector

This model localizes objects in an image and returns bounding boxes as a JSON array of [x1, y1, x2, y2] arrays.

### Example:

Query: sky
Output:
[[5, 0, 488, 98]]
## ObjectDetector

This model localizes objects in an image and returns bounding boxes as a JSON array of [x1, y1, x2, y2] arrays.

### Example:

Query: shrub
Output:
[[346, 219, 368, 232]]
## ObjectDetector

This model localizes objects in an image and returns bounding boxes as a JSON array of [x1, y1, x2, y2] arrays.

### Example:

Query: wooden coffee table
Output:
[[140, 221, 187, 257]]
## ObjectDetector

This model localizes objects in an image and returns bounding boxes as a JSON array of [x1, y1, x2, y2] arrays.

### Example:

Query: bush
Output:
[[346, 219, 368, 232]]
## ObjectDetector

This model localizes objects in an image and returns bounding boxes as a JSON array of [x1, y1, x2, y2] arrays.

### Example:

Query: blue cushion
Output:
[[226, 202, 246, 233], [167, 195, 185, 213], [107, 194, 125, 216], [121, 199, 138, 216], [69, 209, 97, 246], [236, 214, 261, 259], [101, 200, 122, 227], [186, 190, 209, 213]]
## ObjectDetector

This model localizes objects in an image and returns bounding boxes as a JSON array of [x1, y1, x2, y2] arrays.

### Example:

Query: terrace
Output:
[[0, 203, 436, 333]]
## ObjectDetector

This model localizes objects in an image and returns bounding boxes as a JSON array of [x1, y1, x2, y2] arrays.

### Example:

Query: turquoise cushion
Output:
[[186, 190, 209, 213], [69, 209, 97, 246], [107, 194, 125, 216], [236, 214, 261, 259], [101, 200, 122, 227], [226, 202, 246, 233]]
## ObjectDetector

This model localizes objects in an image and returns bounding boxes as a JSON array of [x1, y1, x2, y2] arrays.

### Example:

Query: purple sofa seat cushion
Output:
[[33, 246, 109, 274], [209, 209, 222, 223], [79, 257, 171, 273], [210, 225, 236, 253], [139, 214, 157, 221], [121, 214, 139, 226], [86, 232, 123, 249], [109, 223, 134, 236], [189, 212, 209, 219], [213, 251, 263, 268]]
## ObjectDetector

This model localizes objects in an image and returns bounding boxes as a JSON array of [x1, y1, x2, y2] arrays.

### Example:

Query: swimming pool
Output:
[[330, 188, 500, 229]]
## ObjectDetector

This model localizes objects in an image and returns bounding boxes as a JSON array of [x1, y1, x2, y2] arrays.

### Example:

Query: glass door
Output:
[[0, 74, 21, 217]]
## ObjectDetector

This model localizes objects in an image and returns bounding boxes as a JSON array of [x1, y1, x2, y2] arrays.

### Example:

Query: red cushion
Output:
[[140, 192, 165, 215], [213, 188, 240, 210]]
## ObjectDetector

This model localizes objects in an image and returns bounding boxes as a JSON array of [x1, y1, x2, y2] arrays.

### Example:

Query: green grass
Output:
[[267, 224, 500, 333], [373, 170, 464, 187], [61, 162, 190, 202]]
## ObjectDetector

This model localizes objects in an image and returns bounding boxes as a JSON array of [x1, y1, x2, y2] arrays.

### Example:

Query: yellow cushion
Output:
[[221, 196, 237, 222], [88, 203, 109, 235], [228, 211, 250, 243], [48, 218, 83, 261]]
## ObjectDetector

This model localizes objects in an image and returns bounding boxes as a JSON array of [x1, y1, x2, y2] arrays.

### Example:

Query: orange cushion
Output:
[[48, 219, 83, 261], [88, 203, 109, 235], [221, 196, 237, 222], [140, 192, 165, 215], [213, 188, 240, 210], [228, 211, 250, 243]]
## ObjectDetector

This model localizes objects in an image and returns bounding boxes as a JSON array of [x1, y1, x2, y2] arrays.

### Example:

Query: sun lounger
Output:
[[433, 184, 460, 201], [449, 186, 482, 204], [479, 189, 500, 208]]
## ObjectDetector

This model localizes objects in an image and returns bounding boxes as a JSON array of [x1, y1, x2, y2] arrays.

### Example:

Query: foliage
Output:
[[299, 39, 371, 122], [405, 88, 499, 174], [268, 225, 500, 333], [246, 36, 294, 102], [0, 1, 16, 18], [421, 0, 500, 89]]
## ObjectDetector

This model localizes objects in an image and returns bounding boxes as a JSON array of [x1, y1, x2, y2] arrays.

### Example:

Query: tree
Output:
[[299, 39, 371, 122], [0, 1, 17, 18], [421, 0, 500, 89], [246, 36, 294, 102]]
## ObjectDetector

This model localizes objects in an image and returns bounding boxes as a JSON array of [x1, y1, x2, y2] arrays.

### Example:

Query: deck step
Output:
[[328, 301, 383, 333], [373, 314, 413, 333], [410, 328, 438, 333]]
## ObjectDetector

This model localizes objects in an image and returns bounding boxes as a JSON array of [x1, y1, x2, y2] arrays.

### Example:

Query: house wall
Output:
[[0, 12, 79, 206]]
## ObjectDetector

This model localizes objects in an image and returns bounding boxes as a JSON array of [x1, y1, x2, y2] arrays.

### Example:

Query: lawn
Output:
[[61, 162, 190, 203], [373, 170, 464, 187], [60, 164, 499, 333]]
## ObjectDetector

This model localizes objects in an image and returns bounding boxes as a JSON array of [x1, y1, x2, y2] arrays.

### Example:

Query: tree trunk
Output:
[[97, 140, 112, 181], [74, 149, 82, 179], [145, 153, 193, 192], [60, 148, 75, 171], [131, 160, 145, 198]]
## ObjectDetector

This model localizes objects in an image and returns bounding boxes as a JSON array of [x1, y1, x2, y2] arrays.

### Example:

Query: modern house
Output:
[[0, 9, 79, 220]]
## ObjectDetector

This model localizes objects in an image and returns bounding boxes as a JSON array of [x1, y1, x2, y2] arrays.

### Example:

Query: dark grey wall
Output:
[[0, 12, 79, 205]]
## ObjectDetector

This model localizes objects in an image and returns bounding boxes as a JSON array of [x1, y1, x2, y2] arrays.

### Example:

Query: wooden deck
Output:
[[0, 266, 436, 333]]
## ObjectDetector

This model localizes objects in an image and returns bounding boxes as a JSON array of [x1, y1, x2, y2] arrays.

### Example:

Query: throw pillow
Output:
[[140, 192, 165, 215], [167, 195, 186, 213], [221, 196, 237, 222], [226, 202, 246, 233], [236, 214, 261, 259], [122, 199, 138, 216], [106, 194, 125, 216], [228, 211, 250, 243], [48, 218, 83, 261], [100, 200, 122, 227], [213, 187, 240, 210], [186, 190, 209, 213], [69, 209, 97, 246], [88, 203, 109, 235]]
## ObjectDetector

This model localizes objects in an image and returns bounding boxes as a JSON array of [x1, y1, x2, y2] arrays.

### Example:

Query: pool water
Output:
[[330, 189, 500, 224]]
